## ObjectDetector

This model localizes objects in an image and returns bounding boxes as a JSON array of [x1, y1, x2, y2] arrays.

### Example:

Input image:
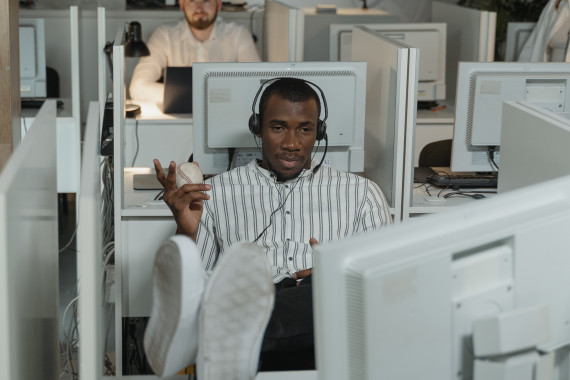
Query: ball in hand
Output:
[[176, 162, 204, 187]]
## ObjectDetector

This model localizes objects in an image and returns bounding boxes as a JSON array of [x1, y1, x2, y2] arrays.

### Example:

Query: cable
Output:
[[488, 146, 500, 171], [131, 117, 140, 167], [21, 113, 28, 134]]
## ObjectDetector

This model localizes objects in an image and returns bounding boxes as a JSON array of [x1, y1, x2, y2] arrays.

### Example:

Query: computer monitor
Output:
[[504, 22, 536, 62], [313, 174, 570, 380], [330, 22, 445, 102], [264, 0, 398, 62], [19, 18, 47, 98], [78, 102, 105, 380], [192, 61, 367, 175], [351, 26, 418, 222], [451, 61, 570, 173], [498, 101, 570, 193], [431, 1, 496, 103], [0, 101, 58, 379]]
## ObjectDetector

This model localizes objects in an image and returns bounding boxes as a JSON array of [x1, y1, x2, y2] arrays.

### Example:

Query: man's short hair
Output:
[[258, 78, 321, 126]]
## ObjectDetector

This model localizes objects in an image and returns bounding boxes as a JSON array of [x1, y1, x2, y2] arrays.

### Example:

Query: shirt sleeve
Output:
[[234, 25, 261, 62], [360, 180, 393, 232], [129, 26, 169, 102], [195, 203, 220, 272]]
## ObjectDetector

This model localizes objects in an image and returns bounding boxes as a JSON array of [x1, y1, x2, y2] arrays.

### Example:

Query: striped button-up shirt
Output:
[[196, 160, 392, 283]]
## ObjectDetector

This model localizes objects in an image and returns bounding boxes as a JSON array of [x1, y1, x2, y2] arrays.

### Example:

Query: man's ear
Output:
[[217, 0, 222, 12]]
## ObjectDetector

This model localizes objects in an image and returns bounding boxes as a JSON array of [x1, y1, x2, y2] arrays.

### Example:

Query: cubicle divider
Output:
[[78, 101, 105, 380], [352, 26, 418, 222], [431, 1, 496, 104], [19, 7, 81, 194]]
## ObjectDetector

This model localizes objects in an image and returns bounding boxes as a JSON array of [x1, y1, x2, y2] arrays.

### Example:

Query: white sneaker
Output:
[[144, 235, 206, 377], [197, 242, 275, 380]]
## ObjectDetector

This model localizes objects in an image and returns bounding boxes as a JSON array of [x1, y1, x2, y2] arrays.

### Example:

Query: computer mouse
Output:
[[472, 194, 486, 199]]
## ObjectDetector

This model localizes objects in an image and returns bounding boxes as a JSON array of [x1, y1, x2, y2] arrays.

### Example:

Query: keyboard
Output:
[[415, 167, 498, 190], [21, 98, 64, 109]]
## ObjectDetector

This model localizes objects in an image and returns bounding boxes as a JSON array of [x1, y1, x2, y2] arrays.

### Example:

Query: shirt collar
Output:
[[178, 17, 222, 43], [251, 160, 318, 184]]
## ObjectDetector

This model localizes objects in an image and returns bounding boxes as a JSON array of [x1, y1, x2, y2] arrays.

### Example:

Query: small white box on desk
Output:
[[473, 304, 550, 357]]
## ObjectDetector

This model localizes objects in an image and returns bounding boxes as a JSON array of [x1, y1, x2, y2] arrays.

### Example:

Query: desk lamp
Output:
[[104, 21, 150, 117]]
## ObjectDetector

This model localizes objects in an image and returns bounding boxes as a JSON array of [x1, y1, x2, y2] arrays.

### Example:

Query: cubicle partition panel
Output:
[[112, 28, 127, 376], [0, 101, 58, 380], [431, 1, 496, 104], [78, 101, 105, 380], [352, 26, 418, 222], [19, 7, 81, 193], [264, 0, 304, 61], [498, 102, 570, 193]]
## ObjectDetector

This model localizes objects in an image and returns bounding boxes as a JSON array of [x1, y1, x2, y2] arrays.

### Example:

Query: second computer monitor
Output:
[[451, 61, 570, 173], [314, 174, 570, 380], [19, 18, 47, 98]]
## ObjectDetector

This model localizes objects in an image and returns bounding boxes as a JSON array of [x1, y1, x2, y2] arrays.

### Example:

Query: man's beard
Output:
[[187, 11, 217, 30]]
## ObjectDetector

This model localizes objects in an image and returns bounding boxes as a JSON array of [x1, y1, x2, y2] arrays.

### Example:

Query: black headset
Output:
[[248, 77, 328, 141]]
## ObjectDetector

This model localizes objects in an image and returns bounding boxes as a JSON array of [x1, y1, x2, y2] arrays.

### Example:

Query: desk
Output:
[[20, 99, 80, 193], [124, 100, 193, 167], [402, 103, 456, 219], [409, 183, 497, 215], [120, 100, 191, 317]]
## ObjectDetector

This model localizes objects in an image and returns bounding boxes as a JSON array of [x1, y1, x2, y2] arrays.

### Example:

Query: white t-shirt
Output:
[[129, 18, 261, 102]]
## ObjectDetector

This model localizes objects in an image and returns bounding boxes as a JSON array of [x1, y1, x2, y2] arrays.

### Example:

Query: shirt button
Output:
[[288, 257, 293, 261], [285, 185, 289, 188], [286, 238, 290, 241], [286, 211, 290, 215]]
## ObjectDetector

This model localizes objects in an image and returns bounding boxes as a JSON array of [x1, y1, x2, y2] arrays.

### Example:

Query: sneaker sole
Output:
[[198, 242, 275, 380], [144, 235, 205, 377]]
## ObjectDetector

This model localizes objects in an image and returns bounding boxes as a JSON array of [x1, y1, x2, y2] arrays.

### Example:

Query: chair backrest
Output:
[[46, 66, 60, 98], [418, 139, 452, 167]]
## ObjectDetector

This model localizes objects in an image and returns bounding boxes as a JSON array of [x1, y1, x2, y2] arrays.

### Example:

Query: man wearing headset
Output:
[[129, 0, 260, 103], [147, 78, 391, 379]]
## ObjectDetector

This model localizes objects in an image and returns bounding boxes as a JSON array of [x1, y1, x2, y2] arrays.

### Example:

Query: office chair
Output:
[[418, 139, 452, 167]]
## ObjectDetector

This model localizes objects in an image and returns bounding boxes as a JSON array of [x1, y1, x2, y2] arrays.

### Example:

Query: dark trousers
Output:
[[259, 275, 315, 371]]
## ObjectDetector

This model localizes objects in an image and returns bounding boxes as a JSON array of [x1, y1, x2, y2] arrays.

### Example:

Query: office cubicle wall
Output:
[[78, 102, 105, 380], [431, 1, 496, 103], [498, 101, 570, 193], [264, 0, 303, 61], [352, 26, 419, 221], [0, 101, 58, 380]]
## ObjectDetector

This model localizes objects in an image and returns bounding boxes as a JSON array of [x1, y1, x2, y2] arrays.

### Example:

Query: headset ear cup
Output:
[[317, 120, 327, 141], [249, 113, 260, 135]]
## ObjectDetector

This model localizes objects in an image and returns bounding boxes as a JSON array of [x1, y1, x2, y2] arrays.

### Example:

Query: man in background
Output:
[[129, 0, 260, 102]]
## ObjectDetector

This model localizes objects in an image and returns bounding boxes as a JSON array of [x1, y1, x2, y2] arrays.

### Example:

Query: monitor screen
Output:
[[0, 101, 58, 379], [19, 18, 47, 98], [451, 62, 570, 172], [192, 61, 367, 175], [330, 22, 446, 101], [313, 174, 570, 380]]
